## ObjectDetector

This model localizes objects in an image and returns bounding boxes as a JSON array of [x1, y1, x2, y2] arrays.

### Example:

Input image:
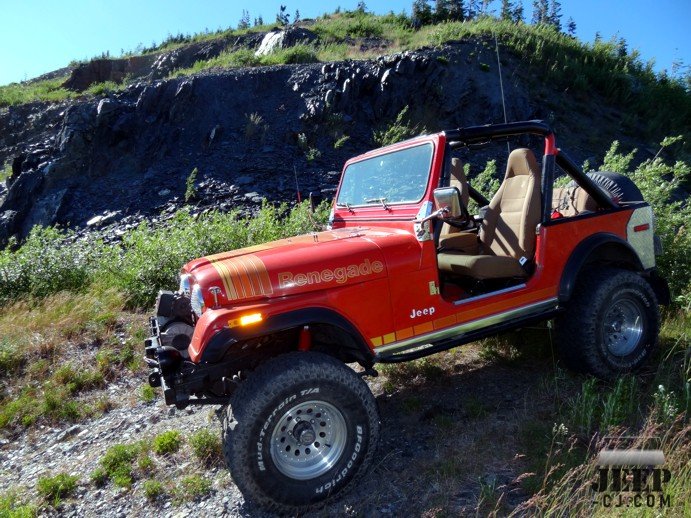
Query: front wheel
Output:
[[556, 268, 660, 379], [222, 352, 380, 512]]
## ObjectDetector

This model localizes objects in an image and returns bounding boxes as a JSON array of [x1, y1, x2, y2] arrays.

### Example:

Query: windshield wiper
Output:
[[364, 197, 389, 209]]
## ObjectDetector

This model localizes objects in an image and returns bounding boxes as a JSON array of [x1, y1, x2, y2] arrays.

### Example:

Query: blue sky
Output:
[[0, 1, 688, 86]]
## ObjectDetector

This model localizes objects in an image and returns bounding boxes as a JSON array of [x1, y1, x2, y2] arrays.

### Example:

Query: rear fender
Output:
[[559, 233, 643, 303]]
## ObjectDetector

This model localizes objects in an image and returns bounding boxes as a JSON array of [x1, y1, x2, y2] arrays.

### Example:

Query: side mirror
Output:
[[433, 187, 462, 219]]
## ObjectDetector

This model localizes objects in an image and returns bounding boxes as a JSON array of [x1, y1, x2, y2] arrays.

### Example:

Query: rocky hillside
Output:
[[2, 18, 684, 247]]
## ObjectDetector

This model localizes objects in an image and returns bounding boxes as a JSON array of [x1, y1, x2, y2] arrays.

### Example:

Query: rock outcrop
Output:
[[0, 38, 592, 247]]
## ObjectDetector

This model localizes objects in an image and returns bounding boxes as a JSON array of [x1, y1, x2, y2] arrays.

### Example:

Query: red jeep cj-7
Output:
[[145, 120, 669, 511]]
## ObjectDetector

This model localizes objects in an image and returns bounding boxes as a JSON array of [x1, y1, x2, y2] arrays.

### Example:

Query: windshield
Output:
[[336, 143, 434, 207]]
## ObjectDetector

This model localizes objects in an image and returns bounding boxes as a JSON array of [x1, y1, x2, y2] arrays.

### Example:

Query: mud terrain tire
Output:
[[222, 352, 380, 512], [556, 268, 659, 379]]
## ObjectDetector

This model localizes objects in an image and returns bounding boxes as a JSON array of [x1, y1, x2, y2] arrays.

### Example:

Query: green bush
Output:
[[36, 473, 79, 503], [596, 137, 691, 305], [0, 201, 328, 309], [175, 475, 212, 502], [98, 443, 141, 488], [152, 430, 182, 455], [189, 428, 222, 465], [142, 480, 165, 501], [0, 491, 35, 517], [373, 106, 425, 147]]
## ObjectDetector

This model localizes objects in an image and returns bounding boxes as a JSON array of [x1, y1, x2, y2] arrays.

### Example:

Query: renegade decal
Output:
[[206, 254, 273, 300], [278, 259, 384, 289]]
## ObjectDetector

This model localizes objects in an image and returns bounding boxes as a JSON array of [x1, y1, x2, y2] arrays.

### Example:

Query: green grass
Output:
[[174, 475, 212, 503], [152, 430, 182, 455], [189, 428, 223, 466], [96, 442, 143, 488], [140, 384, 156, 403], [142, 480, 165, 501], [36, 473, 79, 505], [0, 162, 11, 183], [0, 491, 35, 517]]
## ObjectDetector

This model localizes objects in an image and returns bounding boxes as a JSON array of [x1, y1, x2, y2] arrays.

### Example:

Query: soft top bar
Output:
[[445, 120, 552, 147]]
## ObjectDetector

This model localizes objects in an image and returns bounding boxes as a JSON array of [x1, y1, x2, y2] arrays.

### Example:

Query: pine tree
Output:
[[238, 9, 250, 30], [531, 0, 548, 24], [435, 0, 449, 21], [548, 0, 562, 31], [412, 0, 433, 26], [447, 0, 465, 21], [294, 9, 300, 24], [356, 1, 367, 12], [512, 1, 524, 22], [566, 16, 576, 36], [500, 0, 514, 20], [467, 0, 479, 19], [276, 5, 290, 26]]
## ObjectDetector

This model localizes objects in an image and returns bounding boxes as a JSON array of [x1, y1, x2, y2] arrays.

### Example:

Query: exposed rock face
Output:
[[62, 55, 158, 91], [0, 40, 555, 246], [255, 28, 319, 56]]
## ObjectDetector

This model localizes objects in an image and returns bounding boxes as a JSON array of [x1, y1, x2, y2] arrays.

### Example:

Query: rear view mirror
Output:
[[433, 187, 462, 219]]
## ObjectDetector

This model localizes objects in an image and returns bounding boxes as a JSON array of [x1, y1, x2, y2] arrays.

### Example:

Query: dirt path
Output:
[[0, 343, 560, 517]]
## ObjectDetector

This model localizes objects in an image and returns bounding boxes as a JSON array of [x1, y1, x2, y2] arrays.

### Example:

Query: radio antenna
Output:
[[293, 165, 302, 203], [494, 32, 511, 154]]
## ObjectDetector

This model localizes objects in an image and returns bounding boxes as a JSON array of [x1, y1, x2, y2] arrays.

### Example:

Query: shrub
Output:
[[142, 480, 165, 501], [140, 384, 156, 403], [175, 475, 212, 502], [98, 443, 140, 488], [36, 473, 79, 503], [373, 106, 425, 147], [152, 430, 183, 455], [0, 491, 35, 517], [184, 167, 198, 202], [189, 428, 223, 465], [596, 137, 691, 305]]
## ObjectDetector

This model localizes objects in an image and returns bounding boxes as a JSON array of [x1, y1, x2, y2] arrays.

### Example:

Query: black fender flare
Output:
[[558, 233, 643, 303], [199, 307, 374, 365]]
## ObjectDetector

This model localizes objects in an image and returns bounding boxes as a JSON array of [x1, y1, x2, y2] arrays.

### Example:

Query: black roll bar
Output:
[[445, 120, 552, 147]]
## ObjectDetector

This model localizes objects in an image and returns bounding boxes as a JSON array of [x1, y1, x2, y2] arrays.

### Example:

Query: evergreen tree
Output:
[[467, 0, 479, 19], [500, 0, 514, 20], [435, 0, 449, 21], [548, 0, 562, 31], [276, 5, 290, 26], [447, 0, 465, 21], [356, 1, 367, 12], [294, 9, 300, 24], [512, 1, 524, 22], [238, 9, 250, 30], [412, 0, 433, 26], [531, 0, 548, 24], [480, 0, 493, 16], [566, 16, 576, 36]]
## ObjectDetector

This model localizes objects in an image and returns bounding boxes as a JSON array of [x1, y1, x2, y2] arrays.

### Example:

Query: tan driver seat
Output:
[[438, 158, 474, 250], [437, 148, 541, 280]]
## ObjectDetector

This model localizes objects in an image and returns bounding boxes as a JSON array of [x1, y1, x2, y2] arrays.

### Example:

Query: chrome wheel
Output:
[[602, 298, 644, 357], [270, 400, 347, 480]]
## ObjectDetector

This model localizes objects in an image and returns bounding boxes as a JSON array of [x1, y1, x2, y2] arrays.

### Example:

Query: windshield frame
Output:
[[335, 141, 436, 209]]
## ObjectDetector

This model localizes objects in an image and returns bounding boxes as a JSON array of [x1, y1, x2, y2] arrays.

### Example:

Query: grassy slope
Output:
[[1, 11, 689, 142]]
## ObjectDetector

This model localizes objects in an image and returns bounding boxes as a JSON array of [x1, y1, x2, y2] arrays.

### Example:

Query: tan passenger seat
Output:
[[437, 148, 541, 280], [552, 185, 597, 217]]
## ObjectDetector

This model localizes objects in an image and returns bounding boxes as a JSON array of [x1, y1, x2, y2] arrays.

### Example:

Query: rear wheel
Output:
[[222, 352, 379, 512], [556, 268, 659, 379]]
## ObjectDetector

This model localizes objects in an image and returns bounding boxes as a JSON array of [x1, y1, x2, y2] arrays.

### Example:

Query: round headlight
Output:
[[191, 283, 205, 317], [179, 273, 191, 296]]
